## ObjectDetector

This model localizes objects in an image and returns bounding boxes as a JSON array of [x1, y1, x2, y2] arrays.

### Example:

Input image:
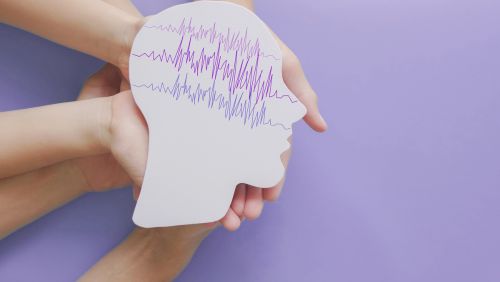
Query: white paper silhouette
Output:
[[129, 1, 306, 227]]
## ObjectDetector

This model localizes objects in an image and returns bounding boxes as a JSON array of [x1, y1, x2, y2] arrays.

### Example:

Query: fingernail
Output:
[[319, 114, 328, 130]]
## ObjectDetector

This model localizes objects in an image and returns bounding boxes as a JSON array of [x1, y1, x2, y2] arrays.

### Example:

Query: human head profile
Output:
[[129, 2, 306, 227]]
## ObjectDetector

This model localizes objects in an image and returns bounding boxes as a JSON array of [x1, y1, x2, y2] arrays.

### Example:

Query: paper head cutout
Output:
[[129, 1, 306, 227]]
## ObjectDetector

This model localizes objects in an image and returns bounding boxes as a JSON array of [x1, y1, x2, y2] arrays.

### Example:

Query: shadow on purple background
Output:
[[1, 0, 499, 281]]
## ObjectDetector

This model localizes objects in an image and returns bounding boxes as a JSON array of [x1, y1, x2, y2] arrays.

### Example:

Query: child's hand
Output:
[[71, 65, 153, 194], [222, 30, 329, 226], [71, 65, 247, 231], [70, 65, 132, 191]]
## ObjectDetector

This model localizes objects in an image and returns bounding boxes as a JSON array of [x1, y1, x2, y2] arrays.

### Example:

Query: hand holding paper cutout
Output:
[[75, 2, 327, 229], [129, 2, 311, 227]]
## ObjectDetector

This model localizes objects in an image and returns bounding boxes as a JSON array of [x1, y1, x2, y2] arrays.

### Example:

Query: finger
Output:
[[132, 185, 140, 201], [263, 177, 285, 202], [219, 208, 241, 231], [283, 55, 328, 132], [231, 183, 247, 217], [85, 64, 121, 88], [120, 75, 131, 91], [78, 64, 121, 100], [244, 186, 264, 220]]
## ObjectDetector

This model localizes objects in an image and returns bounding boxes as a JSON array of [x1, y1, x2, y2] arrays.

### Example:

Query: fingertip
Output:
[[263, 186, 282, 202], [304, 112, 328, 132], [231, 184, 246, 216], [244, 187, 264, 220], [244, 204, 263, 220], [220, 208, 241, 232], [317, 114, 329, 132]]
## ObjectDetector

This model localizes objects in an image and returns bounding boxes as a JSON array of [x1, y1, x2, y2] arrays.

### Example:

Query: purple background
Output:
[[1, 0, 499, 281]]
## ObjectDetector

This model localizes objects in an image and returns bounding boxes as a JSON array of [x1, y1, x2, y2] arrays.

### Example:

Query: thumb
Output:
[[283, 55, 328, 132]]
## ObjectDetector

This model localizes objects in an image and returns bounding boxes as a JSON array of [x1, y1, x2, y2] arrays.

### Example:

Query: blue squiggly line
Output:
[[133, 74, 290, 130]]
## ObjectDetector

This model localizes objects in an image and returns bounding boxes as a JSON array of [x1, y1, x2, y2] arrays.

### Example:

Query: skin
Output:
[[0, 0, 328, 280], [0, 0, 141, 77]]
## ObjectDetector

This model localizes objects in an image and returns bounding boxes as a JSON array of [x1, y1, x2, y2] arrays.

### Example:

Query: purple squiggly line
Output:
[[143, 17, 280, 61], [132, 35, 297, 104]]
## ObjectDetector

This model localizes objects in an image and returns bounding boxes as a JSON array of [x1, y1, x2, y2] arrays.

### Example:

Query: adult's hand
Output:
[[0, 0, 145, 78]]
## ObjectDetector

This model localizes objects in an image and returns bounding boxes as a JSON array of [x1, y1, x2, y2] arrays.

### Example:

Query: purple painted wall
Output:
[[1, 0, 499, 281]]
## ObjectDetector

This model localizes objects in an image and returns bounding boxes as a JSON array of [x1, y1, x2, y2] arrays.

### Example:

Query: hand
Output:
[[222, 31, 329, 228], [71, 65, 244, 231], [264, 32, 329, 197], [70, 65, 131, 191]]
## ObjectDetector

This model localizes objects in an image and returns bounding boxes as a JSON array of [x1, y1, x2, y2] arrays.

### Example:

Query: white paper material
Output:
[[129, 1, 306, 227]]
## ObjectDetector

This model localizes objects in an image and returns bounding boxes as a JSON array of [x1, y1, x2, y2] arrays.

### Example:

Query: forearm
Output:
[[0, 97, 111, 179], [0, 0, 143, 71], [80, 227, 209, 282], [0, 160, 87, 239]]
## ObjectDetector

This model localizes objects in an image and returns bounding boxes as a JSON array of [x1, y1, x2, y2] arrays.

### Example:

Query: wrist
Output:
[[86, 96, 114, 154], [81, 226, 211, 281], [130, 227, 211, 280], [135, 225, 213, 246], [0, 97, 114, 179], [115, 16, 146, 78]]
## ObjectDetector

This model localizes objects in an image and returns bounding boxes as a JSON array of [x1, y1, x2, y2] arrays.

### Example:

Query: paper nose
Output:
[[280, 84, 307, 124]]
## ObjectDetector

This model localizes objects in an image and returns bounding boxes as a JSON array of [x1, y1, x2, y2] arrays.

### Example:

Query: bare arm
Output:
[[0, 0, 140, 240], [0, 0, 144, 74], [1, 1, 326, 279], [0, 2, 214, 279], [0, 161, 87, 239], [0, 97, 111, 179], [80, 226, 213, 282]]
